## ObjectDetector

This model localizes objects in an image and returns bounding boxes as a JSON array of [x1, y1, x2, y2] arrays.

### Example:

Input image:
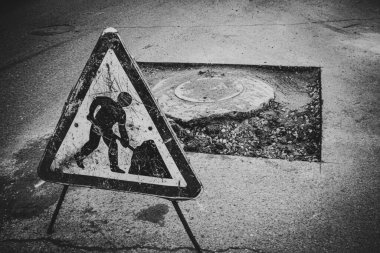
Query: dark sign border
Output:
[[37, 29, 202, 200]]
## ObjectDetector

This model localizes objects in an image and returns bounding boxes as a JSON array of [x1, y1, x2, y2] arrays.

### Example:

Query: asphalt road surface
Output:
[[0, 0, 379, 252]]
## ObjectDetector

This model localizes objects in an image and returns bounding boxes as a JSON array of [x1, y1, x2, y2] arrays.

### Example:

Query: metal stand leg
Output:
[[47, 185, 69, 234], [171, 201, 202, 253]]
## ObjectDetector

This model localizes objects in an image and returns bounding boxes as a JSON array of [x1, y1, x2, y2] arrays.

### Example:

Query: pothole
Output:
[[141, 63, 322, 162], [30, 24, 74, 36]]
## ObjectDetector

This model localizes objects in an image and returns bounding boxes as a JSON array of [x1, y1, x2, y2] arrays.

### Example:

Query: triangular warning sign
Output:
[[38, 28, 202, 200]]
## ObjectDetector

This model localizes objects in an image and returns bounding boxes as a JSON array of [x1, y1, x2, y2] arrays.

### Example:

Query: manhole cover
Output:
[[174, 78, 244, 103], [152, 70, 274, 122]]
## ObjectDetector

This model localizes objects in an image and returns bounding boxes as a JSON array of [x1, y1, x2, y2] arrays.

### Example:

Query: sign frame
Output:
[[38, 28, 202, 200]]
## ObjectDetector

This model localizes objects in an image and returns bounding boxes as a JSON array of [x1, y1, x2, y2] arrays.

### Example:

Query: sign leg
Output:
[[171, 201, 202, 252], [47, 185, 69, 234]]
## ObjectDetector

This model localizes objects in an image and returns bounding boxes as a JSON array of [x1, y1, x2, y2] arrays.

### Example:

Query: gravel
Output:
[[170, 77, 322, 162]]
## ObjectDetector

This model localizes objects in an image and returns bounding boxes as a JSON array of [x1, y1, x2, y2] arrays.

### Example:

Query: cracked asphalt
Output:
[[1, 0, 380, 252], [0, 238, 261, 252]]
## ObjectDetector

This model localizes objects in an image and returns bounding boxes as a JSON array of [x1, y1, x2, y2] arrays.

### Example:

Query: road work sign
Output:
[[38, 28, 202, 200]]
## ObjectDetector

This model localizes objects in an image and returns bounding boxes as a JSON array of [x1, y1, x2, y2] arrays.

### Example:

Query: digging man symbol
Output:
[[75, 92, 132, 174]]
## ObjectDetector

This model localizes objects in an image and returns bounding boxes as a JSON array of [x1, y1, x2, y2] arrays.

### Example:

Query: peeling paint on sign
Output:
[[37, 28, 202, 200]]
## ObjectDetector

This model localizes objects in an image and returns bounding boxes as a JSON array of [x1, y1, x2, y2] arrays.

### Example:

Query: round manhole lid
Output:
[[152, 70, 275, 122], [174, 78, 244, 103]]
